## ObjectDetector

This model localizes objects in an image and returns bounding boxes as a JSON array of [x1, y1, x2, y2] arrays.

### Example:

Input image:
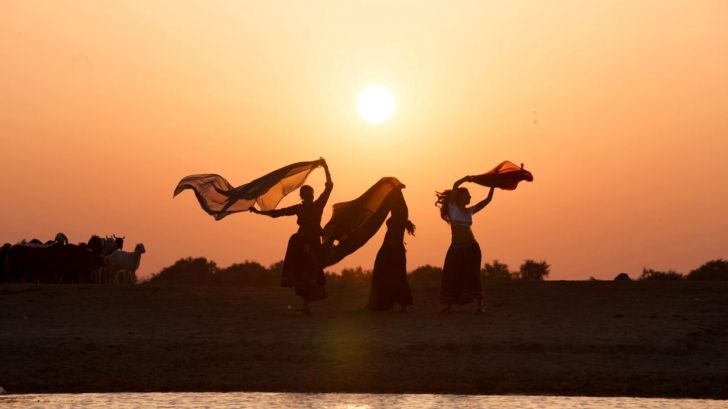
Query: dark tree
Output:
[[482, 260, 512, 281], [268, 260, 284, 276], [408, 265, 443, 284], [518, 259, 550, 281], [687, 259, 728, 281], [217, 261, 274, 286], [148, 257, 218, 285], [337, 266, 371, 284]]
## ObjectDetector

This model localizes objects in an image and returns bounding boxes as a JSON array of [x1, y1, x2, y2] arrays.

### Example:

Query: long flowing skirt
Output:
[[367, 241, 413, 310], [439, 240, 483, 305], [281, 233, 327, 301]]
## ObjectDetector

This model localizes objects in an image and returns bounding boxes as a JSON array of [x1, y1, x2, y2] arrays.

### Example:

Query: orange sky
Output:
[[1, 1, 727, 280]]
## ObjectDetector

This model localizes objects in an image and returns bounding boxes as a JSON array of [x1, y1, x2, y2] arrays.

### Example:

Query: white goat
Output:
[[102, 243, 146, 285]]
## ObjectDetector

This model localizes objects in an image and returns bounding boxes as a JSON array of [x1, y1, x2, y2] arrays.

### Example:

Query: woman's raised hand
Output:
[[454, 175, 470, 188]]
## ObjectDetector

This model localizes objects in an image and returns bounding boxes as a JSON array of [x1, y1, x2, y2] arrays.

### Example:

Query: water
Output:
[[0, 392, 725, 409]]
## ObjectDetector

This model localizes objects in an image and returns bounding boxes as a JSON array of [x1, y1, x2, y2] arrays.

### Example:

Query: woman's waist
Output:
[[450, 225, 475, 244], [297, 223, 323, 233], [384, 230, 405, 243], [294, 228, 323, 241], [383, 238, 405, 246]]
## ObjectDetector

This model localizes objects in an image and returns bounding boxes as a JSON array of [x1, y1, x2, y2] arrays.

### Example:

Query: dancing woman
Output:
[[435, 176, 495, 313], [367, 189, 415, 312], [250, 159, 333, 314]]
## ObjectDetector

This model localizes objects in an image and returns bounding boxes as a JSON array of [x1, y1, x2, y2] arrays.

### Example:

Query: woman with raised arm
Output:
[[435, 176, 495, 314], [250, 158, 333, 314], [367, 188, 415, 312]]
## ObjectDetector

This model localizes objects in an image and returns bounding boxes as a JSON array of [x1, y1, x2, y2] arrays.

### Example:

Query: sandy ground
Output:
[[1, 281, 727, 398]]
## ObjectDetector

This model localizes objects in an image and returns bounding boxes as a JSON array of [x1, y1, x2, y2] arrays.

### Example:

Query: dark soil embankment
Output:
[[1, 281, 727, 398]]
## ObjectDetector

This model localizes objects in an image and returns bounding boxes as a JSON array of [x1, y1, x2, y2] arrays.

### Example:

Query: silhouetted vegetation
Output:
[[140, 256, 728, 287], [148, 257, 219, 285], [517, 259, 550, 281], [480, 259, 552, 282], [687, 259, 728, 281], [147, 257, 280, 286], [614, 273, 632, 281], [146, 257, 559, 287], [632, 260, 728, 281], [333, 267, 371, 286], [639, 268, 684, 281], [482, 260, 512, 281], [408, 265, 443, 285], [217, 261, 274, 286]]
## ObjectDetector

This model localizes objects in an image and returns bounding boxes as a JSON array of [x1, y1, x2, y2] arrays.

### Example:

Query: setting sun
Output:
[[357, 86, 396, 124]]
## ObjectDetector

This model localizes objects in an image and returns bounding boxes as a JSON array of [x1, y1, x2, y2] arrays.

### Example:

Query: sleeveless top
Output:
[[449, 205, 475, 245], [449, 205, 472, 226]]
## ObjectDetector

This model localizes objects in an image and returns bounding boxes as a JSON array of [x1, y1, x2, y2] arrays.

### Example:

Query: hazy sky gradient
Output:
[[1, 1, 727, 279]]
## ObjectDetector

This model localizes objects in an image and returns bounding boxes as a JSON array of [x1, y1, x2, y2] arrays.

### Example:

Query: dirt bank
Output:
[[1, 281, 726, 398]]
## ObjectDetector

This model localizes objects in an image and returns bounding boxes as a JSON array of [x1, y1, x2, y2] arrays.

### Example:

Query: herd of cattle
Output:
[[0, 233, 146, 284]]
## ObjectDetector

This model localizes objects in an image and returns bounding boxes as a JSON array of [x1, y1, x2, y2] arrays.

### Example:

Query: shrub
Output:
[[639, 268, 684, 281], [268, 260, 284, 276], [338, 266, 371, 283], [147, 257, 218, 285], [217, 261, 276, 286], [613, 272, 631, 281], [408, 265, 443, 284], [518, 259, 550, 281], [482, 260, 513, 281], [687, 259, 728, 281]]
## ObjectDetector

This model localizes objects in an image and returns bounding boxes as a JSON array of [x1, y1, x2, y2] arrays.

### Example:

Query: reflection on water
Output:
[[0, 392, 724, 408]]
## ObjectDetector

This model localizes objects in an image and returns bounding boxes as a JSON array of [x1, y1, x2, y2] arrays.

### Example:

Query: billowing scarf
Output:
[[471, 161, 534, 190], [174, 160, 322, 220], [323, 177, 405, 267]]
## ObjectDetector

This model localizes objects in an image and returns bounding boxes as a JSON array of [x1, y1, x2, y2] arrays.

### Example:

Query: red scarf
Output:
[[470, 161, 533, 190]]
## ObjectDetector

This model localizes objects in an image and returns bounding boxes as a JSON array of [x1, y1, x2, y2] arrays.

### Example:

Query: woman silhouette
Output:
[[435, 176, 495, 313], [367, 188, 415, 312], [250, 159, 333, 314]]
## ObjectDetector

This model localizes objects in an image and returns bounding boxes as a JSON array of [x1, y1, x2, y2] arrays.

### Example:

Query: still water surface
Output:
[[1, 392, 725, 408]]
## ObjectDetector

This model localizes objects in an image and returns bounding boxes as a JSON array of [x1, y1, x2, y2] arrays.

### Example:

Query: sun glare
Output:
[[357, 86, 396, 124]]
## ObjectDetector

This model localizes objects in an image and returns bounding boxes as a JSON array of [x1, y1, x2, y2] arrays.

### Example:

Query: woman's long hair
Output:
[[435, 188, 467, 224], [435, 190, 453, 223], [390, 189, 416, 236]]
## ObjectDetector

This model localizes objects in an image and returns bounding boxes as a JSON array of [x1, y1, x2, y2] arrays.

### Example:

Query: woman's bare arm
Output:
[[316, 159, 333, 206], [469, 186, 495, 214], [450, 176, 471, 203], [249, 205, 299, 218]]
